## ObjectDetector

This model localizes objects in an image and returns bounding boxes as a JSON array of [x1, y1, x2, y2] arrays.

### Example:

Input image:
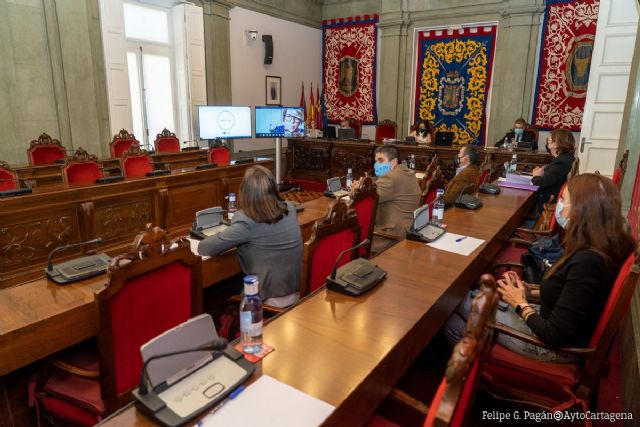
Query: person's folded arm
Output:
[[376, 174, 394, 203], [525, 252, 605, 347], [197, 220, 252, 256], [531, 161, 565, 189]]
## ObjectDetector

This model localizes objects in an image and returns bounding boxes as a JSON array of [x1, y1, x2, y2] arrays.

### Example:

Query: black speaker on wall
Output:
[[262, 35, 273, 64]]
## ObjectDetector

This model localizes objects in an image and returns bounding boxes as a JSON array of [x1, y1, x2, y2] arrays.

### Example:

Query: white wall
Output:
[[229, 7, 323, 152]]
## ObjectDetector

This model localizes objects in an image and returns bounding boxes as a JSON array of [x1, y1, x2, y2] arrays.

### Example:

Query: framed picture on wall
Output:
[[265, 76, 282, 105]]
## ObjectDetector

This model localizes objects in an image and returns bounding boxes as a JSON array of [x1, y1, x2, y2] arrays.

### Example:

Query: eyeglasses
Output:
[[285, 114, 301, 122]]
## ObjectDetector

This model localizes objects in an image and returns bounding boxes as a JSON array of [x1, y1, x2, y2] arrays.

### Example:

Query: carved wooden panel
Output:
[[93, 200, 154, 242], [0, 211, 78, 270], [166, 182, 221, 228]]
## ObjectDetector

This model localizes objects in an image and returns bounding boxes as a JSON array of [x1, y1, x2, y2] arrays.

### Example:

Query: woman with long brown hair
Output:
[[446, 173, 634, 361], [531, 128, 575, 205], [198, 165, 303, 307]]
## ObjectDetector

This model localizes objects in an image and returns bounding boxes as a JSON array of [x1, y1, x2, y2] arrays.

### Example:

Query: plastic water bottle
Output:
[[503, 137, 510, 150], [433, 189, 445, 225], [240, 275, 263, 354], [227, 193, 237, 220], [346, 168, 353, 188], [509, 153, 518, 173], [409, 154, 416, 170]]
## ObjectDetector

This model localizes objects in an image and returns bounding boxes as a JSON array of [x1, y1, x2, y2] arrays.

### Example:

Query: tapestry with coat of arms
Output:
[[414, 25, 497, 145], [323, 15, 378, 125], [532, 0, 599, 131]]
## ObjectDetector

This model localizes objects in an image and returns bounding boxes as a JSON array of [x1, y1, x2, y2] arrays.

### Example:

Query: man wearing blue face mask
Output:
[[494, 118, 538, 151], [352, 146, 420, 245]]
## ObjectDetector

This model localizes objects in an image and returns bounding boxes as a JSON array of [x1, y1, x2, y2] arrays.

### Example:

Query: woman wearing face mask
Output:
[[445, 174, 634, 362], [408, 120, 432, 144], [531, 128, 575, 208]]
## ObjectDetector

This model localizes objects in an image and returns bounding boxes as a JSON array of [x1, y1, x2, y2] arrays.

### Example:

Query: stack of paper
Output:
[[426, 232, 485, 256]]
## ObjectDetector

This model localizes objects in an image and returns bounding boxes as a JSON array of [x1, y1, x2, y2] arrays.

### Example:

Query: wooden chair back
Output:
[[121, 143, 153, 180], [62, 148, 103, 187], [301, 200, 360, 297], [154, 128, 180, 153], [110, 129, 139, 158], [568, 156, 580, 180], [375, 119, 397, 142], [96, 224, 203, 411], [612, 149, 629, 189], [0, 161, 17, 191], [425, 275, 499, 427], [349, 119, 362, 139], [27, 133, 66, 165], [420, 166, 445, 207], [350, 175, 378, 258]]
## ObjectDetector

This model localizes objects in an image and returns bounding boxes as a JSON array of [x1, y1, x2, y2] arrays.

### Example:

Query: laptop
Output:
[[190, 207, 230, 239], [406, 204, 446, 243], [324, 176, 350, 198], [433, 131, 455, 147], [337, 127, 356, 140]]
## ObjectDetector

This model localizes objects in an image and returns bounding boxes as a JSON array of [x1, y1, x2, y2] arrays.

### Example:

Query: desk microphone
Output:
[[329, 239, 370, 281], [47, 238, 103, 272], [455, 182, 483, 210], [138, 337, 228, 395]]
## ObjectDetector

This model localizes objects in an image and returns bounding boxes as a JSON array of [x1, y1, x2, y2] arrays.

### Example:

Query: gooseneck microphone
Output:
[[456, 182, 476, 203], [329, 239, 371, 281], [138, 337, 229, 395], [46, 238, 103, 272]]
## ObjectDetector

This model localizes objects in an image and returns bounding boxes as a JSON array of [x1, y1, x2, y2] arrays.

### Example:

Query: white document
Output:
[[188, 237, 211, 260], [427, 232, 485, 256], [415, 172, 426, 180], [201, 375, 335, 427]]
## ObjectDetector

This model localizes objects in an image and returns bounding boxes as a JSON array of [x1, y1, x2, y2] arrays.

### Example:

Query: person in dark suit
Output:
[[531, 128, 575, 205], [443, 145, 480, 205], [495, 118, 538, 151]]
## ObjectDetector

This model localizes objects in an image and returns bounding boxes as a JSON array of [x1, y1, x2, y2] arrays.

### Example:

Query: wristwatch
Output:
[[515, 303, 528, 315]]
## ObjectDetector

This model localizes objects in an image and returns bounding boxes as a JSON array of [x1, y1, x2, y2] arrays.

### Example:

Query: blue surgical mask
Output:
[[514, 128, 524, 136], [374, 162, 391, 176], [555, 199, 569, 229]]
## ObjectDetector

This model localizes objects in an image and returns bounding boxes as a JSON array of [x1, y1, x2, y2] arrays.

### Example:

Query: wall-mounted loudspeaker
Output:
[[262, 35, 273, 64]]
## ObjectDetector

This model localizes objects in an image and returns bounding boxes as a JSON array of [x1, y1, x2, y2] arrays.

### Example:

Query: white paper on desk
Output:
[[201, 375, 335, 427], [187, 238, 211, 260], [427, 232, 485, 256]]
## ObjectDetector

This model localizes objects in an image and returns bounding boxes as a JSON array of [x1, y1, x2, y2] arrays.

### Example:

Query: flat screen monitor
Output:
[[255, 106, 305, 138], [198, 106, 252, 139]]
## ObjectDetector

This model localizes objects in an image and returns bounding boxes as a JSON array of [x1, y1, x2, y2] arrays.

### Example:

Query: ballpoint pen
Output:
[[455, 236, 468, 242]]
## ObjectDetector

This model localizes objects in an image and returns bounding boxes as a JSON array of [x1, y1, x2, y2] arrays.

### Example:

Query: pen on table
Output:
[[198, 384, 246, 425], [455, 236, 468, 243]]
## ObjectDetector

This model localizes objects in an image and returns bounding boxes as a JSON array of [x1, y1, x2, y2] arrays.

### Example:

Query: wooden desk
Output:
[[0, 161, 271, 287], [287, 138, 553, 182], [0, 196, 333, 377], [100, 187, 535, 426]]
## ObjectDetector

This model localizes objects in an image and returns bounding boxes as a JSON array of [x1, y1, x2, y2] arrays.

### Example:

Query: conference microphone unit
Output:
[[0, 178, 32, 197], [132, 314, 254, 427], [454, 182, 483, 210], [326, 239, 386, 296], [45, 238, 111, 284]]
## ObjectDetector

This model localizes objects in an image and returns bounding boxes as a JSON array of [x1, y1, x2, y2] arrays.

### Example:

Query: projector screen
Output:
[[255, 106, 305, 138], [198, 106, 252, 139]]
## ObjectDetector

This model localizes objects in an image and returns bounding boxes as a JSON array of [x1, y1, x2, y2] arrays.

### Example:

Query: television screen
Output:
[[198, 106, 252, 139], [255, 106, 305, 138]]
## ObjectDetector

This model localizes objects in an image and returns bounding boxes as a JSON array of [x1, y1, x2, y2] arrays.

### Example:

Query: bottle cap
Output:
[[243, 274, 259, 295], [229, 192, 236, 200]]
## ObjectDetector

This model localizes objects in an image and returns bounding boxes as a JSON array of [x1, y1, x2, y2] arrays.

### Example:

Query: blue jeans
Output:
[[444, 292, 578, 363]]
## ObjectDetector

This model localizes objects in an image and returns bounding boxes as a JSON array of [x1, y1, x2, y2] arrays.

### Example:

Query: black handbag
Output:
[[521, 235, 563, 284]]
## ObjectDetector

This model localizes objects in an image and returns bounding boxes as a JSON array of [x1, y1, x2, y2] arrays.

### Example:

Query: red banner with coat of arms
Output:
[[322, 15, 378, 125], [532, 0, 599, 131]]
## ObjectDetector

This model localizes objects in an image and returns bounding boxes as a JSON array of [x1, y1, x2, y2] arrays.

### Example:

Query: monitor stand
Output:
[[275, 137, 282, 184]]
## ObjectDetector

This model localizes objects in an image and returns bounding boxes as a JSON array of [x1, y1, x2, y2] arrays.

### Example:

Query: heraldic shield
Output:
[[339, 56, 359, 97], [438, 71, 465, 116]]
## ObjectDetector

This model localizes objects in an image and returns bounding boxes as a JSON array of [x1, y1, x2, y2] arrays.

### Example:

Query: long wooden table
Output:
[[287, 138, 553, 182], [1, 160, 274, 288], [100, 186, 535, 426], [0, 195, 332, 378]]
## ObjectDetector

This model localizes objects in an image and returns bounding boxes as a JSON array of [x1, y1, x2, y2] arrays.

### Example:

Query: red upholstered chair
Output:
[[32, 226, 203, 425], [27, 133, 66, 165], [121, 143, 153, 180], [612, 149, 629, 189], [62, 148, 103, 187], [483, 247, 640, 414], [375, 119, 397, 142], [349, 118, 362, 139], [369, 275, 500, 427], [301, 199, 361, 297], [350, 175, 378, 258], [420, 166, 445, 209], [109, 129, 139, 158], [0, 161, 18, 191], [153, 128, 180, 153], [208, 147, 231, 166]]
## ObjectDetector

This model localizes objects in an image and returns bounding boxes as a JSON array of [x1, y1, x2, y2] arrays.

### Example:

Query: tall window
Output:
[[123, 2, 176, 149]]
